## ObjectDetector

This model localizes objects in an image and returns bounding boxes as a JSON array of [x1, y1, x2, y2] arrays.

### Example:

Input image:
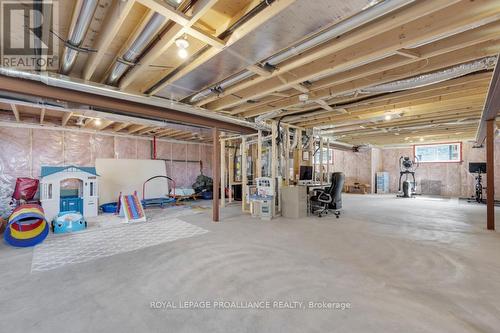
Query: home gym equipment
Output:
[[250, 177, 275, 220], [4, 204, 49, 247], [52, 211, 87, 234], [141, 175, 176, 208], [309, 172, 345, 218], [397, 156, 419, 198], [119, 192, 146, 223], [468, 162, 487, 203]]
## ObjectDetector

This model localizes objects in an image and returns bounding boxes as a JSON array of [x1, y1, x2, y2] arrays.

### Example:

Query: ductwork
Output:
[[0, 67, 259, 130], [106, 13, 166, 85], [254, 109, 283, 129], [188, 0, 414, 104], [60, 0, 99, 75], [360, 56, 497, 94]]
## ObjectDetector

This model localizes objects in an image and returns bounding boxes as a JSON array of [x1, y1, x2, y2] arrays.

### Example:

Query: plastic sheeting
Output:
[[0, 127, 214, 217]]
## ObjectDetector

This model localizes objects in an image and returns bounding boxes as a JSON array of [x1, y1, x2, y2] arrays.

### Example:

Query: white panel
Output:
[[95, 159, 168, 204]]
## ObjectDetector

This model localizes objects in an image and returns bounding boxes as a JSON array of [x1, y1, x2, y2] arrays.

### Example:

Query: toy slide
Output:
[[119, 192, 147, 223], [4, 204, 49, 247]]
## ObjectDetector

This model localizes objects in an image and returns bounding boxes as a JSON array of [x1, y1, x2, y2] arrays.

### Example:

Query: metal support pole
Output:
[[242, 136, 248, 212], [257, 130, 262, 178], [220, 138, 225, 208], [212, 128, 220, 222], [486, 119, 495, 230]]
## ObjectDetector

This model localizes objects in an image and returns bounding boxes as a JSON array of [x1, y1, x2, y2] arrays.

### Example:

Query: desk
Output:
[[281, 186, 308, 219]]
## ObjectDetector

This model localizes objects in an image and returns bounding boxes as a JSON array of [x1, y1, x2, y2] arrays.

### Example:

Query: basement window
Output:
[[414, 142, 462, 163]]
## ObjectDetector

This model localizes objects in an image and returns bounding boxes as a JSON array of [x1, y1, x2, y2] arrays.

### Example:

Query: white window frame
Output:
[[414, 142, 462, 163]]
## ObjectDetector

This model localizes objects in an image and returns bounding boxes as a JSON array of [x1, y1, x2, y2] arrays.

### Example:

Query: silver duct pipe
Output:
[[189, 0, 414, 104], [106, 13, 166, 85], [60, 0, 99, 75], [361, 56, 497, 94], [254, 109, 283, 129], [0, 67, 259, 130]]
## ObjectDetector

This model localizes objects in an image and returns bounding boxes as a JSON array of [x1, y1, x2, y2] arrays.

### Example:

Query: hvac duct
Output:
[[361, 56, 497, 94], [188, 0, 414, 105], [106, 13, 166, 85], [0, 67, 259, 130], [60, 0, 99, 75]]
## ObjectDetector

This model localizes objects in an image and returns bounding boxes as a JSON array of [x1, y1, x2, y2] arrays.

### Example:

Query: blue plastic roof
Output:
[[41, 166, 98, 178]]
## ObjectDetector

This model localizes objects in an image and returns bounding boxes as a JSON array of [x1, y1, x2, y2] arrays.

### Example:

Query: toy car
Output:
[[52, 211, 87, 234]]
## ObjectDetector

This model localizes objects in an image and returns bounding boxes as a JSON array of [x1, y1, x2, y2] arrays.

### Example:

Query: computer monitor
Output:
[[299, 165, 313, 181], [469, 162, 486, 174]]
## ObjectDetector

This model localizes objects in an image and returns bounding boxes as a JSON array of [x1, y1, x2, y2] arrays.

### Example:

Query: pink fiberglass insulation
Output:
[[64, 132, 92, 166], [115, 137, 137, 159]]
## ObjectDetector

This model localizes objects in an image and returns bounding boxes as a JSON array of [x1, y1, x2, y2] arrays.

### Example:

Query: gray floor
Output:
[[1, 195, 500, 333]]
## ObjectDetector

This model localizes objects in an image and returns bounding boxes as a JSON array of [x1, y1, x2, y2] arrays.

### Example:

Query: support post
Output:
[[284, 125, 290, 185], [257, 130, 262, 178], [212, 128, 220, 222], [242, 136, 248, 212], [271, 121, 279, 213], [486, 119, 495, 230], [326, 138, 330, 183], [220, 138, 225, 208], [319, 137, 324, 185]]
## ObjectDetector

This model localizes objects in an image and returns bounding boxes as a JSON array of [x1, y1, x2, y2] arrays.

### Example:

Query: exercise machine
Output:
[[467, 162, 486, 203], [398, 156, 419, 198]]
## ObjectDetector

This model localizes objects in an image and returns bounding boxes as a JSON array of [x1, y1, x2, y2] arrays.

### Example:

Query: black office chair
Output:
[[309, 172, 345, 218]]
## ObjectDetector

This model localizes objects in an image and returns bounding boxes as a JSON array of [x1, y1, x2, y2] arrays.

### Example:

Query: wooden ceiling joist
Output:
[[145, 0, 297, 95], [206, 0, 500, 111]]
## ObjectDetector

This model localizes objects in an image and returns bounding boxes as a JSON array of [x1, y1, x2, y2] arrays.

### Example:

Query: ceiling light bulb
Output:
[[178, 48, 188, 59], [175, 37, 189, 49], [95, 118, 102, 126], [419, 137, 424, 142], [384, 114, 392, 121]]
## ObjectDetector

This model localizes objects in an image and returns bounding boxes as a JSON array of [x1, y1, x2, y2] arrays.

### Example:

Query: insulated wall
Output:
[[0, 127, 212, 216], [381, 141, 500, 198]]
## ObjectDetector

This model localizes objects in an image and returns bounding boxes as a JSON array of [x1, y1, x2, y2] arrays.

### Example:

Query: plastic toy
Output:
[[141, 176, 176, 208], [40, 166, 99, 221], [118, 192, 146, 223], [52, 211, 87, 234], [4, 204, 49, 247]]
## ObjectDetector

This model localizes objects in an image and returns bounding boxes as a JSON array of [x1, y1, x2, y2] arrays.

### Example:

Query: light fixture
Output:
[[384, 114, 392, 121], [419, 137, 424, 142], [175, 36, 189, 49], [178, 48, 188, 59], [95, 118, 102, 126]]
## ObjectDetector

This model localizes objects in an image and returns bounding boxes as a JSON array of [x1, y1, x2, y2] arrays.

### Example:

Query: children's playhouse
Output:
[[40, 166, 99, 221]]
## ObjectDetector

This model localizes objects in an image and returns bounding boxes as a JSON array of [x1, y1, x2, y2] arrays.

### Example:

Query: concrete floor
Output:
[[1, 195, 500, 333]]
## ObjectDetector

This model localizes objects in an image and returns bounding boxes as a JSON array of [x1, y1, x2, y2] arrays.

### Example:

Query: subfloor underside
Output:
[[1, 195, 500, 333]]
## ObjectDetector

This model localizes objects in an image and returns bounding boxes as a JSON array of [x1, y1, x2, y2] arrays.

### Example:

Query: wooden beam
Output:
[[486, 119, 495, 230], [120, 0, 220, 89], [40, 107, 45, 124], [128, 124, 148, 134], [476, 53, 500, 145], [10, 104, 20, 122], [395, 48, 421, 59], [136, 0, 225, 48], [243, 38, 500, 117], [0, 75, 256, 134], [212, 127, 220, 222], [82, 0, 135, 80], [61, 112, 73, 126], [205, 0, 499, 110], [199, 0, 463, 108], [113, 122, 130, 132], [145, 0, 297, 95]]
